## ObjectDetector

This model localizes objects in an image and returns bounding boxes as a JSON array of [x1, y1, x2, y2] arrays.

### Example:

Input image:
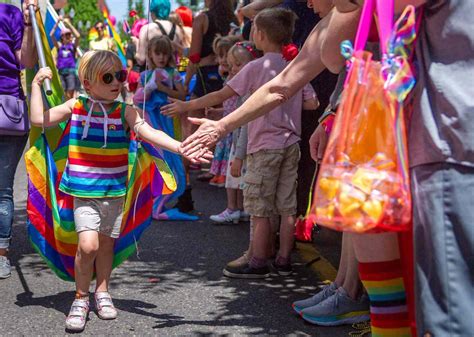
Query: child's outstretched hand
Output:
[[33, 67, 53, 85], [178, 143, 213, 164], [161, 97, 187, 117]]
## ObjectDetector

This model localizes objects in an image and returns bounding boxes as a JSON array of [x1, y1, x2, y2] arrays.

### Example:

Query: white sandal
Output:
[[65, 298, 89, 331], [95, 291, 117, 320]]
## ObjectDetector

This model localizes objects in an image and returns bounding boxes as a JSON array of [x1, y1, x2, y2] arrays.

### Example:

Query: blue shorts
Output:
[[411, 163, 474, 337]]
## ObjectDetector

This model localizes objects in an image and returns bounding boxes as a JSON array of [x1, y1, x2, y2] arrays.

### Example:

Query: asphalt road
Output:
[[0, 155, 353, 336]]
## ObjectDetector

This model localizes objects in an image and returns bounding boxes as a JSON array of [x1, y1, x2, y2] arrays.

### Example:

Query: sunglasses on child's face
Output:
[[102, 70, 128, 84]]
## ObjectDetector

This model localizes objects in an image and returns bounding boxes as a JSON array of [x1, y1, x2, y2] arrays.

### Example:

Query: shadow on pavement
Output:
[[7, 169, 348, 336]]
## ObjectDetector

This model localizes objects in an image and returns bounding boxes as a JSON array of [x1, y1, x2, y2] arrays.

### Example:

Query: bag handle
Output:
[[354, 0, 394, 55]]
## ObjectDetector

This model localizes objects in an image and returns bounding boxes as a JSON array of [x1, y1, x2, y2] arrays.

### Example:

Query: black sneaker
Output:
[[223, 262, 270, 279], [271, 260, 293, 276]]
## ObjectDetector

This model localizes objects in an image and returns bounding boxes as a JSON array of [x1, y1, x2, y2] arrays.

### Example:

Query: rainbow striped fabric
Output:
[[59, 97, 129, 198], [26, 123, 176, 282]]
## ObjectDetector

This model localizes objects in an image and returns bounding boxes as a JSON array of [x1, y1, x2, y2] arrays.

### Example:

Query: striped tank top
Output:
[[59, 96, 129, 198]]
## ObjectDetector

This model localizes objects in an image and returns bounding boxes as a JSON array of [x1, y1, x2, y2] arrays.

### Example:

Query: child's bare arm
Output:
[[30, 67, 74, 127], [124, 106, 212, 162], [161, 85, 236, 117]]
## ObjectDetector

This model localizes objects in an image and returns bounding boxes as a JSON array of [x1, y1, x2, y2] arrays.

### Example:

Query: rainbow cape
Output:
[[26, 125, 176, 282], [25, 11, 176, 282]]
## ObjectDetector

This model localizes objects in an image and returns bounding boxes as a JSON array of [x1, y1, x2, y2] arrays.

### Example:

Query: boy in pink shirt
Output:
[[163, 8, 318, 278]]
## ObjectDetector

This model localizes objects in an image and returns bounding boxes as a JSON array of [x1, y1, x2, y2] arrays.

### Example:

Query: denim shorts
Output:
[[59, 68, 77, 92], [74, 197, 124, 239]]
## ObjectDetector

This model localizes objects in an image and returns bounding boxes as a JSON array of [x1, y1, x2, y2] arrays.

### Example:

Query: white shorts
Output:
[[74, 197, 125, 239]]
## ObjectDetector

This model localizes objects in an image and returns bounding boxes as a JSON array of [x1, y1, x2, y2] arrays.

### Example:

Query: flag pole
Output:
[[29, 4, 52, 95]]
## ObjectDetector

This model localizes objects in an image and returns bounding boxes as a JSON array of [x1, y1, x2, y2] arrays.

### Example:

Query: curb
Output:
[[296, 242, 338, 282]]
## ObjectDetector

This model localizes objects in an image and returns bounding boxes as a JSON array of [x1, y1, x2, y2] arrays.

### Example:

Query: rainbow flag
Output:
[[45, 2, 66, 50], [26, 126, 176, 281], [102, 8, 127, 67]]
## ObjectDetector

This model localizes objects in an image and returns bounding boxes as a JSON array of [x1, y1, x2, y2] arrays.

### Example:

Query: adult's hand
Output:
[[22, 0, 38, 24], [309, 123, 329, 163], [178, 145, 213, 164], [181, 118, 226, 157]]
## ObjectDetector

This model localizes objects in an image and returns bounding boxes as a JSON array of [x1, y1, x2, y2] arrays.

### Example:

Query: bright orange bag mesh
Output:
[[311, 4, 416, 233]]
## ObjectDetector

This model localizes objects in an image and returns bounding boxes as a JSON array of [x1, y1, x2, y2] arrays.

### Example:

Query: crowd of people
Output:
[[0, 0, 472, 336]]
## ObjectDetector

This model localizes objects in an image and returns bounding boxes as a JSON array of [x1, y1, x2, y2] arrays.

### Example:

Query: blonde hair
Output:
[[148, 35, 175, 68], [78, 50, 122, 85]]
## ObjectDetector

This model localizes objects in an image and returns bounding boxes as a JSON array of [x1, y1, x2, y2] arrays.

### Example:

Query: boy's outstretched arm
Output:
[[161, 85, 236, 117], [124, 106, 213, 163], [30, 67, 74, 127]]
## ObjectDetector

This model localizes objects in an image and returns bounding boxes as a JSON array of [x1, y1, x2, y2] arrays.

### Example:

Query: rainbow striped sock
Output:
[[359, 259, 411, 337]]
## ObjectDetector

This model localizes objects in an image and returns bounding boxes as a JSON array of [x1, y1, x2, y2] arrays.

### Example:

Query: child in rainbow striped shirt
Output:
[[30, 50, 211, 332]]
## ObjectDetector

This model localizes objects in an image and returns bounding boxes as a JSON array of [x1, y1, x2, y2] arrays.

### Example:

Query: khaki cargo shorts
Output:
[[243, 143, 300, 217], [74, 197, 125, 239]]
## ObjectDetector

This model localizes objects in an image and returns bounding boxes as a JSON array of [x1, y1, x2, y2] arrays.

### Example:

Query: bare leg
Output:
[[340, 233, 363, 300], [94, 234, 115, 293], [352, 232, 410, 335], [237, 189, 244, 210], [247, 219, 254, 258], [277, 215, 296, 259], [268, 216, 279, 257], [226, 188, 238, 211], [252, 216, 271, 259], [75, 231, 99, 295], [334, 232, 350, 287], [352, 232, 400, 262]]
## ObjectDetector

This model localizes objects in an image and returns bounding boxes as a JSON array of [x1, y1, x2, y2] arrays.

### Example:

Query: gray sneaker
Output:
[[0, 256, 11, 279], [301, 287, 370, 326], [292, 282, 337, 314]]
